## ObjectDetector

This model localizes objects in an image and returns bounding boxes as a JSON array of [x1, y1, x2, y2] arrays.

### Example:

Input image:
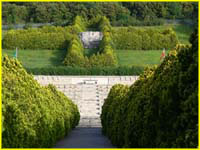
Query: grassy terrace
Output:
[[116, 50, 169, 66], [2, 49, 66, 68], [2, 24, 192, 69], [3, 49, 168, 68]]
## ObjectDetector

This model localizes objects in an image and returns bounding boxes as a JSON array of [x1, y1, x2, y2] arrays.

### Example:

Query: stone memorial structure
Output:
[[34, 76, 139, 127], [79, 32, 103, 48]]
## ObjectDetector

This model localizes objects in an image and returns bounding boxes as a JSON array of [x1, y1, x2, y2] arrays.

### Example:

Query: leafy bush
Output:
[[101, 84, 130, 147], [111, 27, 179, 50], [101, 30, 198, 148], [2, 55, 80, 148]]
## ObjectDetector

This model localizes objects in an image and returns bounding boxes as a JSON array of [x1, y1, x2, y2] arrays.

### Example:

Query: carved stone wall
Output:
[[79, 32, 103, 48]]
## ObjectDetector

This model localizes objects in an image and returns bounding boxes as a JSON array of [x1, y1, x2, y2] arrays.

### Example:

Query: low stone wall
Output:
[[34, 76, 139, 127]]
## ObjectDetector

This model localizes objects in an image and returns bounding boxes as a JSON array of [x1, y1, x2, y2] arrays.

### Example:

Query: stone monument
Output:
[[79, 32, 103, 48]]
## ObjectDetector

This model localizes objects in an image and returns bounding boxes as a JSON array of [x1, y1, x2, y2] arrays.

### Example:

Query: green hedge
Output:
[[2, 55, 80, 148], [87, 15, 102, 29], [94, 32, 117, 67], [111, 27, 179, 50], [63, 36, 85, 67], [25, 65, 145, 75], [2, 17, 84, 50], [63, 16, 118, 67], [73, 16, 87, 32], [97, 17, 118, 67], [2, 26, 76, 50], [63, 16, 87, 67], [101, 30, 198, 148], [2, 17, 179, 52], [101, 84, 130, 147], [98, 16, 112, 32]]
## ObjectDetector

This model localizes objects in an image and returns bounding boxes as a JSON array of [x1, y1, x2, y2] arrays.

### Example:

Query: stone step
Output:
[[78, 117, 102, 127], [34, 76, 139, 127]]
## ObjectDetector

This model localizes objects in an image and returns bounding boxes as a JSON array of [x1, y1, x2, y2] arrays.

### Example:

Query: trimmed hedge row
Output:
[[63, 36, 85, 67], [2, 55, 80, 148], [25, 65, 145, 75], [2, 16, 86, 50], [101, 30, 198, 148], [73, 16, 87, 33], [96, 34, 117, 67], [63, 16, 86, 67], [111, 27, 179, 50], [98, 16, 112, 32], [3, 16, 179, 52], [94, 16, 117, 67], [2, 26, 77, 50], [63, 16, 118, 67]]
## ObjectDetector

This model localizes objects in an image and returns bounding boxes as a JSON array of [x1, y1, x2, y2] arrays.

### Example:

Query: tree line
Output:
[[2, 2, 198, 26]]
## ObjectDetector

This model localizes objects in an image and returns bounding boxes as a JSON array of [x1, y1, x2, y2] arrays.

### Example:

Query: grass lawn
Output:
[[172, 24, 193, 44], [3, 49, 168, 68], [116, 50, 169, 66], [2, 49, 66, 68]]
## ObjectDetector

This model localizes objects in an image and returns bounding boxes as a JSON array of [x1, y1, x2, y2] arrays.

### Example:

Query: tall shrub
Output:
[[2, 56, 80, 148], [101, 30, 198, 148]]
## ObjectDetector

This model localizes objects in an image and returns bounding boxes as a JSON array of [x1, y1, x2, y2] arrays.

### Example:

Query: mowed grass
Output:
[[116, 50, 169, 66], [3, 49, 168, 68], [2, 49, 66, 68], [172, 24, 193, 44]]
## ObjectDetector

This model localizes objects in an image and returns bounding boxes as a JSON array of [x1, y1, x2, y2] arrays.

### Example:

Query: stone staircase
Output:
[[34, 76, 139, 127]]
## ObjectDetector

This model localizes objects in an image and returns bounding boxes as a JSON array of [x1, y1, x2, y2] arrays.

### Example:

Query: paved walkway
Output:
[[54, 127, 115, 148]]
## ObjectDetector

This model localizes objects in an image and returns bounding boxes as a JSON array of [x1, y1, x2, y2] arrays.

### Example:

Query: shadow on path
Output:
[[54, 127, 115, 148]]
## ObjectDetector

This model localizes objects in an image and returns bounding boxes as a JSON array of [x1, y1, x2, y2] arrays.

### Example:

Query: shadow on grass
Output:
[[49, 50, 67, 66], [84, 48, 99, 57]]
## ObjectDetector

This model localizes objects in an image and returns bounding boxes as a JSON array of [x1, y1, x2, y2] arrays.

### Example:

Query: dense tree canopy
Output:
[[2, 2, 198, 26]]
